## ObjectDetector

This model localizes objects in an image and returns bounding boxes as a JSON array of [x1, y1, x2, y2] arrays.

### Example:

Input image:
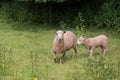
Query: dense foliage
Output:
[[0, 0, 119, 31]]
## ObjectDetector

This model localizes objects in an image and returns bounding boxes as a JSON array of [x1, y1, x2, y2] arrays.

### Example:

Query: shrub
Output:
[[87, 0, 119, 31], [0, 0, 119, 31], [59, 20, 67, 30], [0, 2, 12, 22], [73, 12, 86, 30], [0, 2, 32, 23]]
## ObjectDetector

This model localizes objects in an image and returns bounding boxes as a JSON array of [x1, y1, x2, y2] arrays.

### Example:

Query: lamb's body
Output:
[[77, 35, 108, 57], [53, 30, 77, 63]]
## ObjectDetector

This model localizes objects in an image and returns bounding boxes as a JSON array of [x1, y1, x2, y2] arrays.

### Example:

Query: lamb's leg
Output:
[[53, 52, 56, 62], [73, 46, 77, 57], [89, 47, 94, 57], [102, 46, 107, 56], [89, 50, 93, 57]]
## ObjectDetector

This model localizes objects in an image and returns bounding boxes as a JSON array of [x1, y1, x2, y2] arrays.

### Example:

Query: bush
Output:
[[0, 0, 119, 31], [71, 0, 120, 31], [0, 2, 32, 23], [73, 12, 86, 30], [11, 2, 32, 22], [62, 0, 120, 31], [96, 0, 120, 31], [0, 2, 12, 22]]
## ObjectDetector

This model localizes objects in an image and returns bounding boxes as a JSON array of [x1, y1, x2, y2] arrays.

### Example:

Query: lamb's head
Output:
[[77, 36, 86, 45], [55, 30, 66, 42]]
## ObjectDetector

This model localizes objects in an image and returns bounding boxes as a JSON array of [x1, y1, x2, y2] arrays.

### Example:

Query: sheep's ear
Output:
[[63, 31, 66, 34]]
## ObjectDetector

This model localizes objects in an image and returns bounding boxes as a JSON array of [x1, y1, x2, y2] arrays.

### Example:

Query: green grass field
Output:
[[0, 23, 119, 80]]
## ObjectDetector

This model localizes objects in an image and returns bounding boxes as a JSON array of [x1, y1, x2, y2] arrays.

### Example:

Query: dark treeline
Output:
[[0, 0, 120, 31]]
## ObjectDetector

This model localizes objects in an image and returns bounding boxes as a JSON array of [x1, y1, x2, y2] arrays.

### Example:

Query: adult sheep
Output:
[[77, 35, 108, 57], [53, 30, 77, 63]]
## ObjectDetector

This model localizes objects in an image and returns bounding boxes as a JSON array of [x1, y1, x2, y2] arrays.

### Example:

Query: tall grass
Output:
[[0, 22, 119, 80]]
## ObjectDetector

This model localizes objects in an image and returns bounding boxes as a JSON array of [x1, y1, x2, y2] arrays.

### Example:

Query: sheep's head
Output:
[[77, 36, 86, 45], [55, 30, 66, 42]]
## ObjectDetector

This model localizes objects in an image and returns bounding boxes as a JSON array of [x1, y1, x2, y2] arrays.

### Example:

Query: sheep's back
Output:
[[64, 31, 76, 49]]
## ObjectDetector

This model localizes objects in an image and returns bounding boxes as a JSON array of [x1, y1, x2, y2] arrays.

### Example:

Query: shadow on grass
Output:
[[79, 53, 88, 58], [10, 22, 57, 32], [1, 22, 120, 39], [62, 52, 89, 63], [53, 53, 78, 64], [79, 52, 103, 58], [94, 52, 101, 56]]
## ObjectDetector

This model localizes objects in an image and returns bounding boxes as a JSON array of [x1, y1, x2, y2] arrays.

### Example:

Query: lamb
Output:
[[77, 35, 108, 57], [53, 30, 77, 63]]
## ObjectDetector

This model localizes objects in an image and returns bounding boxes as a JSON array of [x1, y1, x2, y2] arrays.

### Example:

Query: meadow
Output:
[[0, 22, 119, 80]]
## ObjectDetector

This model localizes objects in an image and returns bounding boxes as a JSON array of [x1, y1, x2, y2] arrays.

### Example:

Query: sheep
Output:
[[53, 30, 77, 63], [77, 35, 108, 57]]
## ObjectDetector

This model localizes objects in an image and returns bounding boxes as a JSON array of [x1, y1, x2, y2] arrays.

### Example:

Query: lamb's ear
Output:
[[80, 36, 83, 38], [83, 38, 86, 41]]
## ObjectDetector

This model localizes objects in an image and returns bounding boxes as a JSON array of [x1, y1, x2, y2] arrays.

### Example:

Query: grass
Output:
[[0, 22, 119, 80]]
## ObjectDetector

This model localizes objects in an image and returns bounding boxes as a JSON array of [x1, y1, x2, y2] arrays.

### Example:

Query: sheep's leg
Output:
[[63, 53, 66, 57], [73, 46, 77, 57], [53, 52, 56, 62], [60, 53, 65, 64]]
